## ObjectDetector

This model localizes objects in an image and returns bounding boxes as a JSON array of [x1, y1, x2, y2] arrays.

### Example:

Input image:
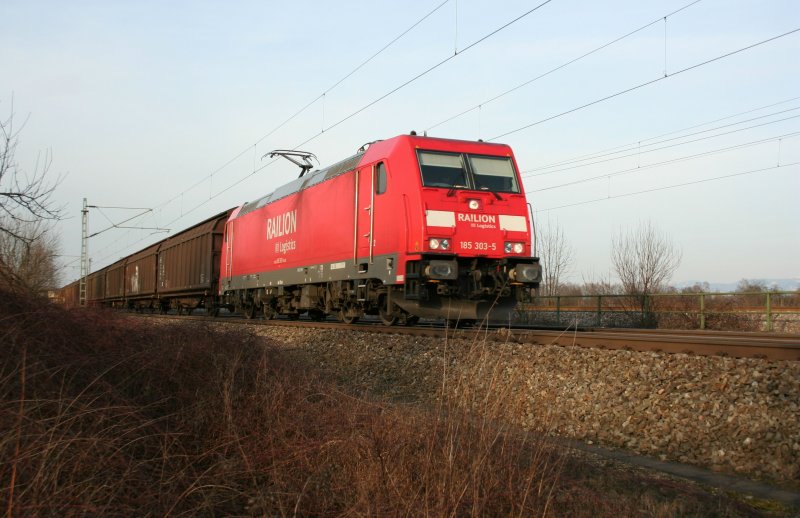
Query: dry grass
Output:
[[0, 291, 560, 516], [0, 290, 771, 516]]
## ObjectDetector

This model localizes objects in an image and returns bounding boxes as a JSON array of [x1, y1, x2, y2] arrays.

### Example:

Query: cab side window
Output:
[[375, 162, 387, 194]]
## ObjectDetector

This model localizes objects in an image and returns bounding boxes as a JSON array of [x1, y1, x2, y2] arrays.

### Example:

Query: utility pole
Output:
[[80, 198, 89, 306], [78, 199, 168, 306]]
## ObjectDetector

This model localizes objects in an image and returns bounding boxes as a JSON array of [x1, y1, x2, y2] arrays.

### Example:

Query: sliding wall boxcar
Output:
[[86, 269, 107, 306], [105, 259, 127, 306], [158, 210, 230, 299], [125, 242, 161, 308], [62, 280, 80, 308]]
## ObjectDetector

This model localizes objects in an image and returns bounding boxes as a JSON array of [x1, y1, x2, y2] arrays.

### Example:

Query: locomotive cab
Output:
[[385, 137, 541, 321]]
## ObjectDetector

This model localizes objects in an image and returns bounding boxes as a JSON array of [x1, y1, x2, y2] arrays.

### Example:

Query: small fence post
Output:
[[699, 293, 705, 330], [596, 295, 602, 327], [766, 292, 773, 332]]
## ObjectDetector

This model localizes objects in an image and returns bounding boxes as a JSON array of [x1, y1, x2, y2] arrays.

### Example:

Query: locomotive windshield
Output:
[[418, 151, 468, 188], [418, 150, 520, 193]]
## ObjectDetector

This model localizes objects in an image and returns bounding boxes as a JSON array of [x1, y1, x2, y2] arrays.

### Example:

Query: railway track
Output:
[[142, 313, 800, 361]]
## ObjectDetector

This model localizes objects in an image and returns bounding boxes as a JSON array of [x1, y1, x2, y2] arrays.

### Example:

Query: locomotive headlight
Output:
[[425, 259, 459, 280], [468, 199, 481, 210], [504, 242, 524, 254], [510, 264, 542, 283], [430, 238, 450, 251]]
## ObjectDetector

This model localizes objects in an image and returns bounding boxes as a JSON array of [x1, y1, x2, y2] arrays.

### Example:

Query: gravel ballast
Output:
[[252, 325, 800, 484]]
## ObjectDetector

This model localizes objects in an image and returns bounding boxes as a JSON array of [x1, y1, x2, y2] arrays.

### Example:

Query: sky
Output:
[[1, 0, 798, 287]]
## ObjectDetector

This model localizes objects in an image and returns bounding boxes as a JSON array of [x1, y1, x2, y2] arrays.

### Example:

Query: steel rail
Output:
[[136, 313, 800, 361]]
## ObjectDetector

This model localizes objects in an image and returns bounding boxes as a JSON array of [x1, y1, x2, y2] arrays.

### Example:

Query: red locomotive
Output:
[[63, 133, 541, 324], [220, 133, 541, 324]]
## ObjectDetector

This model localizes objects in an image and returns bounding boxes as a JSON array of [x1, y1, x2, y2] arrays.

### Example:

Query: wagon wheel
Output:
[[176, 304, 184, 316], [208, 306, 220, 317], [339, 304, 359, 325], [403, 315, 420, 326], [378, 296, 398, 326]]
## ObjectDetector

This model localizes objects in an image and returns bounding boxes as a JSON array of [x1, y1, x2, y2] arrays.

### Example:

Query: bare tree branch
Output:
[[0, 218, 61, 293], [538, 219, 573, 297], [611, 220, 682, 325], [1, 99, 64, 244]]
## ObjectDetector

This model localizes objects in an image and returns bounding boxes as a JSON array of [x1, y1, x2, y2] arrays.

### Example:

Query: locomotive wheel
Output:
[[378, 304, 398, 326], [263, 304, 277, 320], [379, 310, 397, 326], [243, 304, 256, 320], [208, 306, 220, 317], [339, 305, 359, 325]]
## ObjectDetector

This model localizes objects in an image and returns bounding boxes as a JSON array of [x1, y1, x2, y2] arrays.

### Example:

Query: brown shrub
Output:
[[0, 291, 560, 516]]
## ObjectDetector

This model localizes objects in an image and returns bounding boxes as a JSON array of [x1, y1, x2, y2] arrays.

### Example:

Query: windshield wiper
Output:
[[447, 185, 466, 197], [479, 186, 502, 201]]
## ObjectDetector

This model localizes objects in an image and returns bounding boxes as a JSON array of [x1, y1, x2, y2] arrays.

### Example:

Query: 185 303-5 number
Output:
[[459, 241, 496, 251]]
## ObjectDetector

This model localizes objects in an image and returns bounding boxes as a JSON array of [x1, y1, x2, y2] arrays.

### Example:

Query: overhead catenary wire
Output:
[[303, 0, 555, 139], [534, 161, 800, 213], [425, 0, 703, 132], [528, 131, 800, 192], [526, 96, 800, 173], [490, 27, 800, 141], [524, 111, 800, 178]]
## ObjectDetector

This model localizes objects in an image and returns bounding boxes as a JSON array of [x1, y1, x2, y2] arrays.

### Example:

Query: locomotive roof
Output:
[[235, 134, 513, 219], [237, 150, 366, 218]]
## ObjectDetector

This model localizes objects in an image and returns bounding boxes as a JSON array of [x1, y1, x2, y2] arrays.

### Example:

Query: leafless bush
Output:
[[611, 221, 681, 327], [0, 219, 60, 293], [653, 293, 763, 331], [538, 219, 573, 297]]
